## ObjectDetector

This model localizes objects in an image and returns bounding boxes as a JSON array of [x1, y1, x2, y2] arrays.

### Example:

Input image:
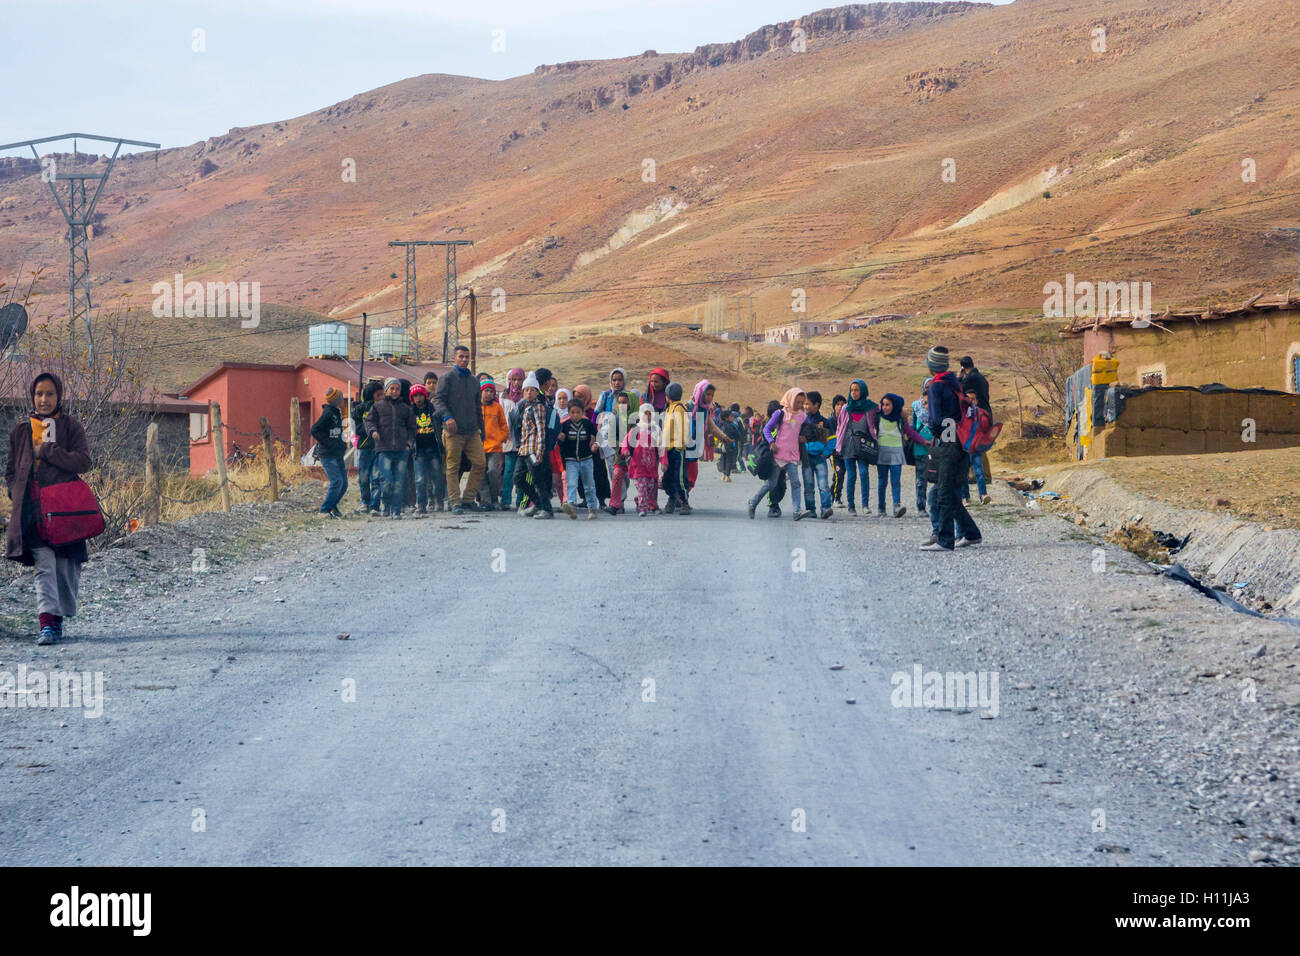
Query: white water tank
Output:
[[369, 327, 411, 359], [308, 323, 349, 358]]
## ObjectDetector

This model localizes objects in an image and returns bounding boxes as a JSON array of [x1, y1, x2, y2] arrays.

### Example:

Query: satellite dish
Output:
[[0, 302, 28, 351]]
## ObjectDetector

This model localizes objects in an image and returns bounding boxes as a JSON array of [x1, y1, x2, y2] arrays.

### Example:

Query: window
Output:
[[1140, 369, 1164, 387], [1288, 343, 1300, 393], [190, 412, 210, 442]]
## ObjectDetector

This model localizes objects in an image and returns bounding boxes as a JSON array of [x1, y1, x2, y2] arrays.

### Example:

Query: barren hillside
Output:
[[3, 0, 1299, 355]]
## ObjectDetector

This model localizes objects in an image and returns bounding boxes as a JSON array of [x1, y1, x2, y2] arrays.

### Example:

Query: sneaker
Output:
[[392, 512, 402, 520], [793, 509, 807, 521], [523, 504, 538, 517], [894, 506, 907, 518], [369, 509, 382, 517], [768, 506, 781, 518], [922, 534, 939, 546], [847, 507, 857, 516], [500, 503, 513, 512], [877, 510, 887, 518], [354, 504, 369, 514], [463, 501, 480, 513], [678, 504, 692, 516], [663, 500, 676, 515], [747, 504, 756, 519], [638, 510, 648, 517], [918, 508, 927, 515], [534, 509, 554, 519], [820, 508, 833, 519], [955, 536, 982, 548], [981, 494, 993, 505], [37, 626, 57, 645], [562, 502, 577, 518], [604, 505, 618, 516], [322, 509, 339, 518], [920, 542, 951, 551], [587, 511, 597, 520], [451, 505, 464, 516], [416, 505, 427, 515]]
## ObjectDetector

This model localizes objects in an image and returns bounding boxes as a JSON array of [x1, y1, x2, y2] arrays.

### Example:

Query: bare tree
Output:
[[1006, 327, 1083, 433]]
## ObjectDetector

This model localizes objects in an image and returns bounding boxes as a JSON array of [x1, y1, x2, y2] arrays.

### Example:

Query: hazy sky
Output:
[[4, 0, 1012, 153]]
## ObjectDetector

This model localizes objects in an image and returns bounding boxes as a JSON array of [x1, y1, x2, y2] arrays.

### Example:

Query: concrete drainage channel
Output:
[[1007, 467, 1300, 622]]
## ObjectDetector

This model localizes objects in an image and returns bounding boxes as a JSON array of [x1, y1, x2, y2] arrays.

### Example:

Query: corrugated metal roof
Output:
[[1062, 292, 1300, 335]]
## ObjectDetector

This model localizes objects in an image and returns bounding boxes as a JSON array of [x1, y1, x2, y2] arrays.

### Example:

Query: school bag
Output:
[[35, 478, 105, 547], [751, 439, 775, 480], [842, 412, 878, 464], [958, 404, 1002, 456]]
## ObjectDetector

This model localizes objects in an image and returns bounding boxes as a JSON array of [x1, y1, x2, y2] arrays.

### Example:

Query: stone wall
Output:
[[1089, 389, 1300, 458]]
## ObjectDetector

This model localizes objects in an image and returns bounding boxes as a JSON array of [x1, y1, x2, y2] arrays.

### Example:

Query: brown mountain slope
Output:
[[3, 0, 1299, 354]]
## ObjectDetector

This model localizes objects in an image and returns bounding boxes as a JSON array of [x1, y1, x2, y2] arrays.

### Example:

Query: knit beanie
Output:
[[522, 373, 540, 390], [925, 346, 950, 374], [384, 377, 400, 389], [324, 387, 343, 404], [666, 382, 683, 401]]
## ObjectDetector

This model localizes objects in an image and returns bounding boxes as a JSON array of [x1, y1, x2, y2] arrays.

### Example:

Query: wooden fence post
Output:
[[260, 416, 279, 502], [289, 397, 301, 461], [210, 401, 232, 513], [142, 422, 161, 526]]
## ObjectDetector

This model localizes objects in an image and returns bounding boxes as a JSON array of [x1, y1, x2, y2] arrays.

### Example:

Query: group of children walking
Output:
[[739, 346, 998, 552], [326, 362, 738, 520]]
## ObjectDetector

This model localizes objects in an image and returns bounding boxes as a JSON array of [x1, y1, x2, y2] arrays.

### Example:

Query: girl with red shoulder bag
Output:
[[5, 372, 98, 645]]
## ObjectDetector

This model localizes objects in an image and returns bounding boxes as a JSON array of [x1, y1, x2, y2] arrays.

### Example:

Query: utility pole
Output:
[[1276, 228, 1300, 294], [430, 239, 473, 361], [388, 240, 431, 361], [1, 133, 159, 361]]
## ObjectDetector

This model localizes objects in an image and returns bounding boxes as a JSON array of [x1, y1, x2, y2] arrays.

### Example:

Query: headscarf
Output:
[[572, 384, 593, 411], [610, 367, 626, 386], [780, 387, 804, 418], [644, 367, 670, 412], [691, 379, 714, 415], [846, 379, 871, 414], [30, 372, 64, 417], [556, 388, 571, 407], [505, 368, 525, 403], [880, 392, 905, 423]]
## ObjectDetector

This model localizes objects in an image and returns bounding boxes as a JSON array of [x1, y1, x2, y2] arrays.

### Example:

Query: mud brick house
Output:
[[183, 357, 450, 477], [1061, 293, 1300, 459], [1063, 292, 1300, 392]]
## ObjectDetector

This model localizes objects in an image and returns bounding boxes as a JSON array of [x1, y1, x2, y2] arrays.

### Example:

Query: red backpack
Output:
[[958, 403, 1002, 455], [35, 478, 106, 547]]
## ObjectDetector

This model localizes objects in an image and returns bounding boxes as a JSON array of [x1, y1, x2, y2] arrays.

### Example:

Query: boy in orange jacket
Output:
[[480, 378, 509, 510]]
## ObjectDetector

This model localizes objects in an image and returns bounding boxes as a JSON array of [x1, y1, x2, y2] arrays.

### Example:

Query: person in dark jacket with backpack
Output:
[[310, 387, 348, 518], [959, 356, 992, 503], [351, 380, 382, 513], [363, 378, 416, 518], [5, 372, 93, 645], [922, 346, 981, 551]]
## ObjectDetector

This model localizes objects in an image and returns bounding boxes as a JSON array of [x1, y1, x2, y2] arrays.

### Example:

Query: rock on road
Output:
[[2, 475, 1294, 866]]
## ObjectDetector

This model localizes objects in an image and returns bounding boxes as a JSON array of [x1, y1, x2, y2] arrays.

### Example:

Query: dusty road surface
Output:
[[1, 475, 1296, 866]]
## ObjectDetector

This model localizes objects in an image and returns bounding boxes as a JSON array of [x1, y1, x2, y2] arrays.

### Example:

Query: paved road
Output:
[[0, 474, 1280, 865]]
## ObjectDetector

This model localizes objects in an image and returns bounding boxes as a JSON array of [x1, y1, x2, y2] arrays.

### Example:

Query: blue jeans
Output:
[[876, 462, 903, 511], [357, 446, 378, 509], [565, 458, 598, 509], [412, 448, 444, 509], [750, 461, 802, 515], [503, 451, 519, 508], [320, 455, 348, 513], [376, 450, 409, 515], [844, 457, 872, 509], [928, 483, 940, 534], [802, 458, 831, 512], [915, 462, 929, 512], [971, 452, 987, 497]]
